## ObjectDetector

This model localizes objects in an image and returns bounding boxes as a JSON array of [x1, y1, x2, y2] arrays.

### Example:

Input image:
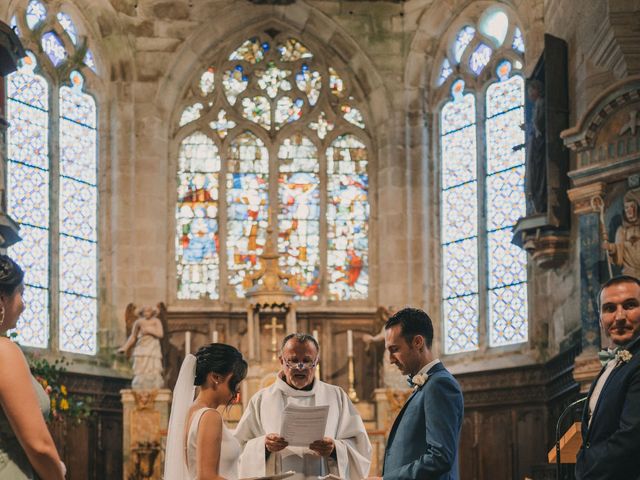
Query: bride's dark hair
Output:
[[0, 255, 24, 296], [194, 343, 247, 396]]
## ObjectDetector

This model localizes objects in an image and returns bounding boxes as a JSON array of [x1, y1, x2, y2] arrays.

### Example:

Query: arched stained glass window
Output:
[[438, 10, 527, 354], [226, 132, 269, 298], [176, 133, 221, 300], [175, 33, 371, 302], [7, 3, 99, 354]]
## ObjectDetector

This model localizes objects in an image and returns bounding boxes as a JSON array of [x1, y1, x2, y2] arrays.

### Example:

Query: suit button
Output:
[[585, 442, 590, 449]]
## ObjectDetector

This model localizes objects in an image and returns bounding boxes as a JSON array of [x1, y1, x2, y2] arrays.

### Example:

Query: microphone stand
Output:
[[555, 396, 587, 480]]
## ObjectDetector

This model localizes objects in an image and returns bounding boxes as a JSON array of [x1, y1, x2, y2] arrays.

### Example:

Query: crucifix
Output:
[[264, 316, 284, 361]]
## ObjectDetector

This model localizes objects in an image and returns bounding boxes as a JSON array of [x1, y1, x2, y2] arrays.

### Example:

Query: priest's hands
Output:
[[309, 437, 335, 457], [265, 433, 288, 453]]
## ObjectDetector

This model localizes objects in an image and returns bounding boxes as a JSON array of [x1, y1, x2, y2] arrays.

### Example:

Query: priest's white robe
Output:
[[234, 377, 371, 480]]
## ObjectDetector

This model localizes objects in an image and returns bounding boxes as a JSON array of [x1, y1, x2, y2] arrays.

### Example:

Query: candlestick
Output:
[[185, 331, 191, 356], [312, 329, 320, 380], [347, 355, 359, 403], [212, 330, 219, 343], [347, 329, 353, 357]]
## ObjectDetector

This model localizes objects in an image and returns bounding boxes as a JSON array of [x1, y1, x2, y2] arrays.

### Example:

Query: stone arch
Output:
[[158, 4, 390, 136], [161, 4, 390, 306], [405, 0, 542, 109]]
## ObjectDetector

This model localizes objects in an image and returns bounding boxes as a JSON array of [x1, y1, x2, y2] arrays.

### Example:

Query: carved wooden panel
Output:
[[50, 372, 130, 480]]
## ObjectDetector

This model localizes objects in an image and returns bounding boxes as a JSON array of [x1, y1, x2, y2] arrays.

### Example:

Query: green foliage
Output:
[[28, 355, 93, 424]]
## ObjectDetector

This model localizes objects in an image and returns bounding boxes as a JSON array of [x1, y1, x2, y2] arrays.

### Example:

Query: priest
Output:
[[235, 333, 372, 480]]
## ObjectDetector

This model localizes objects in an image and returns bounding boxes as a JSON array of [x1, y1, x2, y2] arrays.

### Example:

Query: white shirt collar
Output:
[[416, 358, 440, 377]]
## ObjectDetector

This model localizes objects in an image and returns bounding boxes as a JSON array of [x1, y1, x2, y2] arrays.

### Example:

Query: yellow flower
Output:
[[50, 398, 56, 411], [60, 398, 69, 411], [60, 385, 67, 396], [41, 379, 48, 388]]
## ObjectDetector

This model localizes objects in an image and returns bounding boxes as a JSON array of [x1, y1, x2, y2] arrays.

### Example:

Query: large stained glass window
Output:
[[438, 9, 527, 353], [176, 33, 370, 302], [7, 4, 99, 354]]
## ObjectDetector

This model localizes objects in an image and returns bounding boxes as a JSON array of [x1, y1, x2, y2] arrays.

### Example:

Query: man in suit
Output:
[[575, 275, 640, 479], [366, 307, 463, 480]]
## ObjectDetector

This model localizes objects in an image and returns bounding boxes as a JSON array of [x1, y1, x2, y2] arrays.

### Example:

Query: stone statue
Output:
[[521, 79, 547, 215], [118, 305, 165, 390], [603, 189, 640, 278]]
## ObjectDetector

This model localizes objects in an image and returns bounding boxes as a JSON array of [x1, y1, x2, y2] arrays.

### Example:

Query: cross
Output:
[[264, 316, 284, 361]]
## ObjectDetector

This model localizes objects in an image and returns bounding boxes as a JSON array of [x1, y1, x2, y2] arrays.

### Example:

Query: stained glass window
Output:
[[41, 32, 67, 67], [83, 49, 97, 73], [226, 132, 269, 297], [179, 103, 203, 126], [175, 35, 370, 301], [438, 59, 453, 86], [7, 54, 50, 349], [454, 26, 475, 63], [440, 81, 478, 354], [479, 9, 509, 46], [26, 0, 46, 30], [7, 9, 100, 354], [209, 110, 236, 139], [256, 62, 292, 98], [512, 28, 525, 54], [439, 14, 527, 353], [278, 38, 313, 62], [200, 67, 215, 96], [296, 65, 321, 105], [469, 43, 492, 75], [308, 111, 334, 140], [229, 37, 268, 64], [326, 135, 369, 301], [176, 133, 221, 300], [278, 136, 321, 300], [486, 73, 527, 346], [57, 12, 78, 45]]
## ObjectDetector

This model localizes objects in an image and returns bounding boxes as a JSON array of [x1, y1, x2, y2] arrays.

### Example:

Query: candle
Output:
[[185, 331, 191, 356], [312, 329, 318, 341], [212, 330, 219, 343], [347, 329, 353, 357]]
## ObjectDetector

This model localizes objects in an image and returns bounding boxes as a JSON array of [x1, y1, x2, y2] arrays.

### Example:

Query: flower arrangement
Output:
[[28, 356, 92, 424]]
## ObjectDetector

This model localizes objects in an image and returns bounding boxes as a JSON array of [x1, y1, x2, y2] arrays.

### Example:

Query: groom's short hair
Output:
[[385, 307, 434, 348]]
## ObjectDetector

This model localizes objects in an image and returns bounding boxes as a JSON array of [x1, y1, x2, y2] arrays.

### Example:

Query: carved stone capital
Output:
[[521, 232, 571, 269], [567, 182, 607, 215]]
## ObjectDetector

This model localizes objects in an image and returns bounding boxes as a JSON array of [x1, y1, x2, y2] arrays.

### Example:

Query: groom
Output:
[[367, 307, 463, 480]]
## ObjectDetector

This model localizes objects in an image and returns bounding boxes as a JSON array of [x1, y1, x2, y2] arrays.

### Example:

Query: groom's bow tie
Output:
[[598, 348, 618, 367]]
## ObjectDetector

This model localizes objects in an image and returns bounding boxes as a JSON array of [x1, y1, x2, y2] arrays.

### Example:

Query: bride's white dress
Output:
[[186, 408, 241, 480]]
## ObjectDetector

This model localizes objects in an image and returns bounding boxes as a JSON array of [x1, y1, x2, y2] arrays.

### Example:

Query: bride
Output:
[[165, 343, 248, 479]]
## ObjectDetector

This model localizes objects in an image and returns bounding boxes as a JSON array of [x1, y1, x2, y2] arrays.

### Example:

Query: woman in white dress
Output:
[[165, 343, 248, 480]]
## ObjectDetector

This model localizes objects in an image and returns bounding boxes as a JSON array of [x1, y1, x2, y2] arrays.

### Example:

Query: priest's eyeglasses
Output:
[[283, 359, 318, 370]]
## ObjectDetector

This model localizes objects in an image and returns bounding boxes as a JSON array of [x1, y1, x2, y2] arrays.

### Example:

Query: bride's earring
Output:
[[0, 304, 5, 327]]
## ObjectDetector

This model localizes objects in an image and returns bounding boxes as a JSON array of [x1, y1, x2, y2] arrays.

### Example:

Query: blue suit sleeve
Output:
[[383, 376, 464, 480]]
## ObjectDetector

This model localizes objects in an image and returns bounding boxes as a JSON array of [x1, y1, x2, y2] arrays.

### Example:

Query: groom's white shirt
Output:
[[234, 376, 371, 480]]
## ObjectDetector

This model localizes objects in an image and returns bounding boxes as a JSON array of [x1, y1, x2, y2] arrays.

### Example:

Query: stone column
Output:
[[121, 389, 171, 480], [568, 183, 607, 392]]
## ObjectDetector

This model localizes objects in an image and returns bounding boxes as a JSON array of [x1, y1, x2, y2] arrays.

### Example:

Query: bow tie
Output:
[[598, 348, 618, 367]]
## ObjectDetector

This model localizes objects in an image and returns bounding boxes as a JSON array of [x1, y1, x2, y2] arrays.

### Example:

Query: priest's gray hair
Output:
[[280, 333, 320, 355]]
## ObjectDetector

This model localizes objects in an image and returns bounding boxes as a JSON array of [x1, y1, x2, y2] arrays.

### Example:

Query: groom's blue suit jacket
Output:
[[382, 363, 463, 480]]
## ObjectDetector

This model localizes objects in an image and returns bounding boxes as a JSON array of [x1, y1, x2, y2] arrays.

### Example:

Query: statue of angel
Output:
[[118, 304, 167, 390]]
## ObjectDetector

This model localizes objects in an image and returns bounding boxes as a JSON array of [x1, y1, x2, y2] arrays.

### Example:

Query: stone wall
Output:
[[1, 0, 639, 371]]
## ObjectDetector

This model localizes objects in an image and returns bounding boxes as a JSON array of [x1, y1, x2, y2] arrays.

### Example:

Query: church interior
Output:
[[0, 0, 638, 478]]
